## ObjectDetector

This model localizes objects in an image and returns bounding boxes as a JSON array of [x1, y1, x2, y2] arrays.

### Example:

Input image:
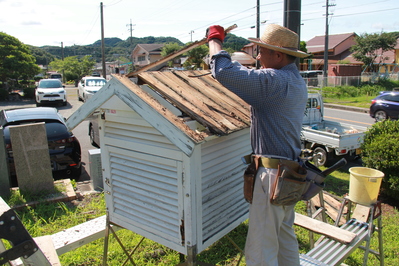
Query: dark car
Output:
[[0, 107, 81, 187], [88, 111, 100, 148], [370, 91, 399, 122]]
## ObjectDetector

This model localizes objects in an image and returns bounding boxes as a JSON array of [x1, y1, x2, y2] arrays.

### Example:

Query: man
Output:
[[207, 24, 310, 266]]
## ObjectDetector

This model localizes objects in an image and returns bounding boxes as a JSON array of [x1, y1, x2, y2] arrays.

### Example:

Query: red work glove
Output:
[[206, 25, 225, 42]]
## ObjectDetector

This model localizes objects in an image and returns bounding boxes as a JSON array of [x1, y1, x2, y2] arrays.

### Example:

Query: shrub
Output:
[[361, 120, 399, 200], [23, 87, 36, 99], [0, 88, 8, 101]]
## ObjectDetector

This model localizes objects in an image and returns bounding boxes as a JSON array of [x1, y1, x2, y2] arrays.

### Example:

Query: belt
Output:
[[258, 157, 300, 171], [258, 157, 280, 169]]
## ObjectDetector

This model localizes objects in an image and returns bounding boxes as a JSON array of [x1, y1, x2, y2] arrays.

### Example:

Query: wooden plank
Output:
[[112, 75, 201, 156], [147, 71, 242, 132], [173, 71, 250, 123], [126, 24, 237, 77], [52, 215, 122, 256], [310, 192, 347, 225], [190, 70, 250, 110], [351, 204, 370, 223], [294, 213, 357, 244], [138, 72, 229, 135], [33, 236, 61, 266], [66, 80, 115, 130]]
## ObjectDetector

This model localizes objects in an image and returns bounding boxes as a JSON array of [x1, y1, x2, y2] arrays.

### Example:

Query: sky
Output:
[[0, 0, 398, 48]]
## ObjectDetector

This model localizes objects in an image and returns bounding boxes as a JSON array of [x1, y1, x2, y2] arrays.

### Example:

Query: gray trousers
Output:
[[245, 167, 300, 266]]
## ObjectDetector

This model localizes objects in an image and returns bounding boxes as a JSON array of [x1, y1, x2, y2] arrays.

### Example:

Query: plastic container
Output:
[[348, 167, 384, 206]]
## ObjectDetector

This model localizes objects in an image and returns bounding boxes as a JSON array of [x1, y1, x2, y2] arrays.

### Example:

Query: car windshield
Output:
[[39, 80, 62, 88], [3, 121, 70, 141], [86, 79, 106, 87]]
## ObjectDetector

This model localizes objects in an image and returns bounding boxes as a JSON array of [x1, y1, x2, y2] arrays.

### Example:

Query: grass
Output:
[[3, 90, 399, 265], [323, 95, 375, 109], [4, 166, 399, 265]]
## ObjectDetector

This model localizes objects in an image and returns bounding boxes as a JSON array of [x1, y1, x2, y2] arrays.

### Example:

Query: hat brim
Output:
[[248, 37, 310, 58]]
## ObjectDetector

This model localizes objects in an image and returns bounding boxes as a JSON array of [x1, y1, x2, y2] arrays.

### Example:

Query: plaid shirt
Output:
[[210, 51, 307, 160]]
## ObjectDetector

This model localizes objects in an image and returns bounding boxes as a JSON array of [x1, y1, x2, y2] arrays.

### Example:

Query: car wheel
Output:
[[69, 165, 82, 180], [36, 102, 41, 107], [89, 124, 99, 148], [374, 110, 387, 122], [312, 147, 334, 167], [78, 92, 82, 101]]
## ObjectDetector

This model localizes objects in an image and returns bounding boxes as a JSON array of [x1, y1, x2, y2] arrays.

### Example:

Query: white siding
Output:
[[103, 108, 186, 252], [199, 128, 251, 250]]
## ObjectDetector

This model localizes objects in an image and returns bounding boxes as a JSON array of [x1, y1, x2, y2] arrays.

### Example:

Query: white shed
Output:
[[66, 70, 252, 260]]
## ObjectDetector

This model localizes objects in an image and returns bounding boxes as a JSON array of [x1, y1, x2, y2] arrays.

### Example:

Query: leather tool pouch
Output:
[[270, 160, 308, 206], [243, 156, 259, 204], [301, 160, 325, 200]]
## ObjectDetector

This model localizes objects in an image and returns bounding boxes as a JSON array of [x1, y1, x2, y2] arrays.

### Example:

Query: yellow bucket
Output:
[[348, 167, 384, 206]]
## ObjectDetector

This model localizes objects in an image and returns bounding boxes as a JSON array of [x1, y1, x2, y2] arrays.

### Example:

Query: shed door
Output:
[[104, 146, 184, 250]]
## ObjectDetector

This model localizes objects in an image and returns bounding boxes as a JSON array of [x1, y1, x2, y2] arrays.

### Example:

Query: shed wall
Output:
[[101, 103, 186, 252], [200, 129, 251, 251], [101, 98, 251, 255]]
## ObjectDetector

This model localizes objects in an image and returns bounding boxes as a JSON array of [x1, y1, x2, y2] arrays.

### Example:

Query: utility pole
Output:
[[126, 19, 135, 72], [189, 30, 194, 42], [323, 0, 335, 87], [283, 0, 302, 68], [126, 19, 136, 44], [100, 2, 106, 79], [256, 0, 260, 69], [61, 42, 65, 83]]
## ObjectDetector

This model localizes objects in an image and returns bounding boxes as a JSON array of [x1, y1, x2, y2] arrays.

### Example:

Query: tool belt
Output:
[[242, 154, 325, 205]]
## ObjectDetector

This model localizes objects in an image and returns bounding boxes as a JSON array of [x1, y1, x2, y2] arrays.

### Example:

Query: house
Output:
[[131, 44, 166, 71], [305, 33, 358, 70], [231, 51, 256, 67], [65, 71, 251, 262], [241, 42, 257, 58]]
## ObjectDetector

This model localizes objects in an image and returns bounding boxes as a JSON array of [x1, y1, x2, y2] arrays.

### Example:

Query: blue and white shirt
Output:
[[210, 51, 307, 160]]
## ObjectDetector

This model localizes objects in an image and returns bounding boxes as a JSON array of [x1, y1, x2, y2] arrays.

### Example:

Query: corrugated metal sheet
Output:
[[137, 70, 251, 136]]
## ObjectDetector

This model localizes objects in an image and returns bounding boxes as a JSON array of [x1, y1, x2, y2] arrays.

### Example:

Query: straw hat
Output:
[[248, 24, 310, 58]]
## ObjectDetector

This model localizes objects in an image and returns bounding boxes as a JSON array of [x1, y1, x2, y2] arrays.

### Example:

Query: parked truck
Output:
[[302, 92, 367, 166]]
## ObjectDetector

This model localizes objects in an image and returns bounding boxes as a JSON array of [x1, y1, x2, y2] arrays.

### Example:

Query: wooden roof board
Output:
[[112, 75, 207, 144], [138, 70, 250, 135]]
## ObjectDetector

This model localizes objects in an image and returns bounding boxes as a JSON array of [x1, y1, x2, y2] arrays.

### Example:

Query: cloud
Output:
[[21, 21, 42, 26]]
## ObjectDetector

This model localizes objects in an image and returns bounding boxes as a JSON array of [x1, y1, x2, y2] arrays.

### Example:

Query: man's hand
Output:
[[206, 25, 225, 42]]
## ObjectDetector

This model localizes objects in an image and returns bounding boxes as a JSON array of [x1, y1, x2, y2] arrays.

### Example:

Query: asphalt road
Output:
[[0, 85, 94, 188]]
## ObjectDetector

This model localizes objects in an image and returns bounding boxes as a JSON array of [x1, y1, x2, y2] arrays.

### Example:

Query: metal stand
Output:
[[102, 213, 244, 266], [175, 236, 244, 266], [0, 197, 55, 265], [102, 212, 144, 266], [336, 197, 384, 266]]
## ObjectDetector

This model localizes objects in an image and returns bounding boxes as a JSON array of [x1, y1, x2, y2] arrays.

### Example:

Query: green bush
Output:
[[0, 88, 8, 101], [23, 87, 36, 99], [361, 120, 399, 200]]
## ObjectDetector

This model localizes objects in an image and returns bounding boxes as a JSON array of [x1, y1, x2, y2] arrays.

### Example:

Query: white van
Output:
[[48, 73, 63, 83]]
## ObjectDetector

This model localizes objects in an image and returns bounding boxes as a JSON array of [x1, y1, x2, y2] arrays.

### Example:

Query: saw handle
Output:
[[320, 158, 347, 176]]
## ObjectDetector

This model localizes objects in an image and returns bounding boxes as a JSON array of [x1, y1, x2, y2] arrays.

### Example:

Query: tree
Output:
[[183, 44, 209, 70], [224, 33, 250, 51], [49, 55, 95, 86], [28, 45, 55, 66], [0, 32, 41, 90], [299, 41, 310, 64], [161, 42, 182, 67], [350, 32, 397, 73]]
